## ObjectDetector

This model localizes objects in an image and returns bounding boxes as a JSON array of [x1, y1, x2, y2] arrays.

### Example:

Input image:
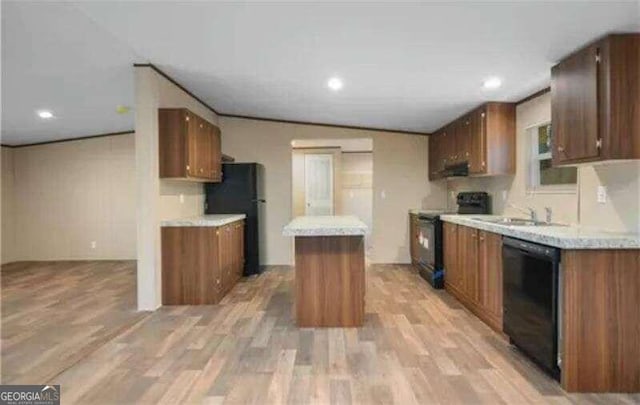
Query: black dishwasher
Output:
[[502, 237, 561, 380]]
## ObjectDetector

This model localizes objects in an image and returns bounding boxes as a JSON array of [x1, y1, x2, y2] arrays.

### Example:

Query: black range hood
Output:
[[440, 162, 469, 178]]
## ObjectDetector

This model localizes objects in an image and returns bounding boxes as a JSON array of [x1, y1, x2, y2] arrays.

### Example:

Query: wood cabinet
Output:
[[551, 34, 640, 165], [409, 213, 419, 265], [161, 220, 245, 305], [428, 102, 515, 180], [443, 222, 461, 291], [159, 108, 222, 182], [562, 249, 640, 393], [458, 225, 479, 301], [443, 223, 503, 332], [477, 230, 503, 330]]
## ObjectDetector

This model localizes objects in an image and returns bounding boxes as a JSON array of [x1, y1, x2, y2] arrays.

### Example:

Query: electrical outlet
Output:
[[381, 190, 386, 199], [597, 186, 607, 204], [91, 241, 97, 249], [179, 193, 184, 204], [502, 190, 508, 201]]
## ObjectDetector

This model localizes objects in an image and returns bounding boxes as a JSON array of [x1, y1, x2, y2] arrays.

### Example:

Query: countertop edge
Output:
[[161, 214, 247, 227], [440, 215, 640, 250], [282, 215, 369, 237]]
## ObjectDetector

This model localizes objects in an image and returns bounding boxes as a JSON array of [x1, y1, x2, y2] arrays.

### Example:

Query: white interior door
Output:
[[304, 154, 334, 216]]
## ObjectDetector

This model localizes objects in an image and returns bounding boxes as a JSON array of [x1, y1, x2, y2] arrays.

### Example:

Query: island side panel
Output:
[[562, 249, 640, 392], [294, 235, 365, 327]]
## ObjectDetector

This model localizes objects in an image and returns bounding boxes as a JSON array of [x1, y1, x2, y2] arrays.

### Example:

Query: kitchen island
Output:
[[283, 216, 368, 327]]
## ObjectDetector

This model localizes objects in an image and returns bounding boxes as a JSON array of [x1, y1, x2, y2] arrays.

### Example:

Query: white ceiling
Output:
[[1, 1, 140, 145], [2, 1, 639, 145]]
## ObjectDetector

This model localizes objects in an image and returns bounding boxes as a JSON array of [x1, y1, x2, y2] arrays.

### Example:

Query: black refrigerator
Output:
[[205, 163, 265, 276]]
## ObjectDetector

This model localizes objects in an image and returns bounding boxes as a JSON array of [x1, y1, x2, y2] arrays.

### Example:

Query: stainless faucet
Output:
[[544, 207, 553, 223], [508, 203, 538, 222]]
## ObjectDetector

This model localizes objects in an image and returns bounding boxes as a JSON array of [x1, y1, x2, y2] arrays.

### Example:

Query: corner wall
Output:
[[134, 66, 219, 310], [1, 147, 16, 264]]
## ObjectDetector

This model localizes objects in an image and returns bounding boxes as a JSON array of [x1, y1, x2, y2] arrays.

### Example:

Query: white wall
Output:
[[1, 135, 137, 263], [135, 66, 219, 310], [220, 116, 447, 265], [446, 92, 640, 233]]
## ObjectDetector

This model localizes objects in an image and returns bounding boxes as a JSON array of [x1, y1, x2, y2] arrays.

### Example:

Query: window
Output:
[[529, 123, 577, 191]]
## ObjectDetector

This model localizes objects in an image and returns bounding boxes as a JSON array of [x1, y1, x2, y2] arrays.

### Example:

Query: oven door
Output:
[[417, 218, 436, 270]]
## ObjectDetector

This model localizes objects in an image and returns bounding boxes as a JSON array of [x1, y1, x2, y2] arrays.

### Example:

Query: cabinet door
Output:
[[458, 226, 479, 302], [185, 112, 199, 177], [199, 119, 212, 179], [234, 222, 244, 280], [551, 43, 600, 164], [217, 225, 229, 292], [468, 107, 487, 174], [443, 223, 461, 291], [428, 134, 440, 180], [478, 231, 503, 329], [440, 126, 453, 168], [211, 124, 222, 181], [211, 227, 223, 295], [409, 214, 419, 263], [237, 222, 245, 279], [457, 116, 472, 165], [449, 122, 461, 164]]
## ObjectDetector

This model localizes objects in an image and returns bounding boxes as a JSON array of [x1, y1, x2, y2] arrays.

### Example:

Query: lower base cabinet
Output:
[[161, 220, 244, 305], [409, 214, 419, 266], [444, 222, 640, 393], [443, 222, 503, 332]]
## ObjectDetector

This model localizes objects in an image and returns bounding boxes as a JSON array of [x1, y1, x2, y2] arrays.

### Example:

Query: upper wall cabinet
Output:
[[159, 108, 222, 182], [428, 102, 515, 180], [551, 33, 640, 165]]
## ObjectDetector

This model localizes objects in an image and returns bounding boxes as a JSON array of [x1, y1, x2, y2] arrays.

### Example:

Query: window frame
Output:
[[527, 121, 577, 195]]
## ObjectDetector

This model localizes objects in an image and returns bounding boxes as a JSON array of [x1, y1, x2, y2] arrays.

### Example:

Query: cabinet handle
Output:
[[557, 146, 565, 152], [199, 168, 204, 173], [185, 116, 190, 122]]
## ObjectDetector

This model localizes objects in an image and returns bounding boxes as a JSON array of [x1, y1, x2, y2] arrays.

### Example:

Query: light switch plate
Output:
[[597, 186, 607, 204], [179, 193, 185, 204]]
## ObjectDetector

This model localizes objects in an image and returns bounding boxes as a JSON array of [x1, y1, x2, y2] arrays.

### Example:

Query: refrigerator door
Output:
[[205, 163, 257, 211], [205, 163, 263, 276]]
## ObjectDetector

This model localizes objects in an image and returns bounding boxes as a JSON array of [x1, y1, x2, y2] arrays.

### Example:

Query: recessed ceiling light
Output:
[[482, 77, 502, 90], [327, 77, 343, 91], [37, 110, 54, 119]]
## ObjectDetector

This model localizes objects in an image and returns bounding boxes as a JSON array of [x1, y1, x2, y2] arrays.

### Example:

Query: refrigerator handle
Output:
[[252, 199, 266, 203]]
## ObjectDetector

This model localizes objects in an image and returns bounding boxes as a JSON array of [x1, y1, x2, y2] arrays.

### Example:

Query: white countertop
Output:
[[409, 208, 453, 215], [440, 214, 640, 249], [283, 215, 368, 237], [161, 214, 246, 227]]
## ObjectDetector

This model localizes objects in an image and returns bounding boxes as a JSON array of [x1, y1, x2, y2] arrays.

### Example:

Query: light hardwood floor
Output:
[[2, 262, 639, 404]]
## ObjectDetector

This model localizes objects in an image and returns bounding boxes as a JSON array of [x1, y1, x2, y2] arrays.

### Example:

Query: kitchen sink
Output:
[[472, 217, 567, 227]]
